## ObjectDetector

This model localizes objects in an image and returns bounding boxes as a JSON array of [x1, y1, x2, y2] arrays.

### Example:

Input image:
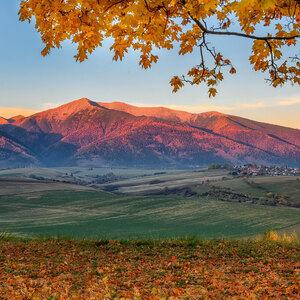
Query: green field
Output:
[[0, 170, 299, 239], [210, 176, 300, 205], [1, 188, 299, 239]]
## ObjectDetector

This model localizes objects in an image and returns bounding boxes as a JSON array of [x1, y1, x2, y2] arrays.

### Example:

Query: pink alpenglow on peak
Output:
[[10, 115, 25, 122], [0, 117, 10, 125]]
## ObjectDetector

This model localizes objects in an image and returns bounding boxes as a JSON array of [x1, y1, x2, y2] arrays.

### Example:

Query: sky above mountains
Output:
[[0, 2, 299, 128]]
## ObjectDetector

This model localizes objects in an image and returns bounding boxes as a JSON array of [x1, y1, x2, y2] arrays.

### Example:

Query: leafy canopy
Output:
[[19, 0, 300, 97]]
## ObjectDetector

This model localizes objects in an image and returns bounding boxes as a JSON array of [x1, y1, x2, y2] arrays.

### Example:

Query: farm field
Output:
[[0, 167, 180, 183], [0, 178, 92, 196], [99, 168, 230, 194], [210, 176, 300, 206], [0, 179, 299, 238], [0, 237, 299, 298]]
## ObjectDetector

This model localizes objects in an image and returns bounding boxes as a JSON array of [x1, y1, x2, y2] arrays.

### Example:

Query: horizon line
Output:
[[0, 97, 299, 130]]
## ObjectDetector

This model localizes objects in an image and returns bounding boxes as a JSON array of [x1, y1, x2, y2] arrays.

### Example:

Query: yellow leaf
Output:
[[208, 88, 217, 97]]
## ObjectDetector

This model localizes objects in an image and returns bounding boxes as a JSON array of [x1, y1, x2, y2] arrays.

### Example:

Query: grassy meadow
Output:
[[1, 188, 299, 239], [0, 168, 299, 239]]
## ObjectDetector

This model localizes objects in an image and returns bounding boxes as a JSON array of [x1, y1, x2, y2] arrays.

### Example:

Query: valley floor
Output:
[[1, 187, 300, 239], [0, 169, 299, 239]]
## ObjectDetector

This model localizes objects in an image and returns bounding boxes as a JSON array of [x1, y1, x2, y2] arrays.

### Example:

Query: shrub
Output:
[[258, 230, 299, 244]]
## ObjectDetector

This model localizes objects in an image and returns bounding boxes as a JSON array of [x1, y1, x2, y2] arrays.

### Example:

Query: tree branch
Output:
[[188, 13, 300, 41], [265, 39, 279, 80]]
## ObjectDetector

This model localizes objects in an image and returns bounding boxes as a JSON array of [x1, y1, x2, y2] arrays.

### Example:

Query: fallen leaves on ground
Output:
[[0, 238, 299, 299]]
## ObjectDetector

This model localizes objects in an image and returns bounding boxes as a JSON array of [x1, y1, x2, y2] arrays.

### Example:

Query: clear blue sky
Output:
[[0, 2, 299, 128]]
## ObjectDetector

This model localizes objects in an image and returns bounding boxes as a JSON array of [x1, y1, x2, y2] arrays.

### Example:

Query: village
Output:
[[232, 164, 300, 177]]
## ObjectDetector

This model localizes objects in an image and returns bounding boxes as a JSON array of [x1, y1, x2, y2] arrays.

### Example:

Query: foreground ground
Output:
[[0, 236, 299, 298]]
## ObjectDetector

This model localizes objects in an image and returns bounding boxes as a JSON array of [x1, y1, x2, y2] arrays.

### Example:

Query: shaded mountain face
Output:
[[0, 98, 299, 168], [0, 130, 37, 168]]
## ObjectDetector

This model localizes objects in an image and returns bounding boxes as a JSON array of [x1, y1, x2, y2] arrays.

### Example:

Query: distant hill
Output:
[[0, 117, 10, 125], [10, 115, 25, 122], [0, 98, 299, 168]]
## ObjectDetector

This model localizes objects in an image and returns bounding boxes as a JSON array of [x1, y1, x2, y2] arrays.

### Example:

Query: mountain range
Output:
[[0, 98, 299, 168]]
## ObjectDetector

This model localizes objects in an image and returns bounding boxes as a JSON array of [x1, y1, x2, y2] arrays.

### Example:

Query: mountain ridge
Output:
[[0, 98, 299, 168]]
